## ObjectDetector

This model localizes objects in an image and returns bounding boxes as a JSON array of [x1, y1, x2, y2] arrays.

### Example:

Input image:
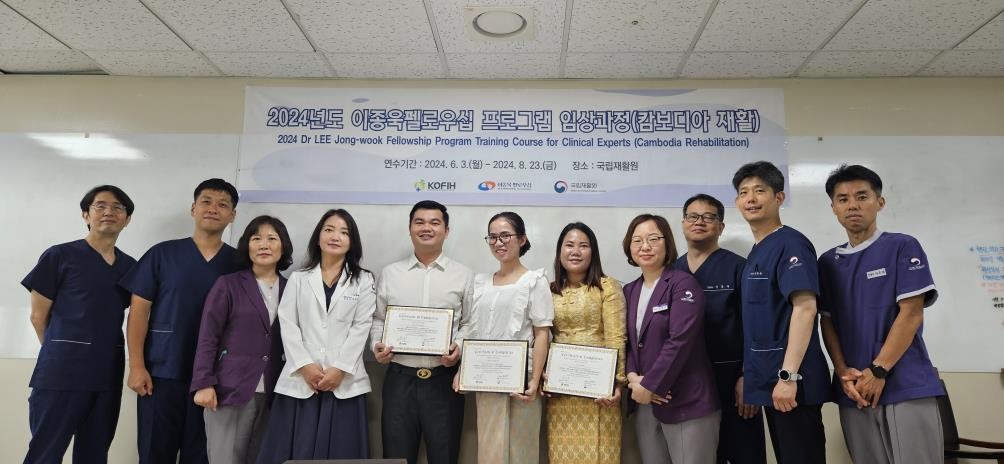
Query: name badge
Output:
[[866, 268, 887, 279], [652, 304, 669, 313]]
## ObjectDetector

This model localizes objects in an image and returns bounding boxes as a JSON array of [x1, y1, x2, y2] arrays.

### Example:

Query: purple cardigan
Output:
[[190, 270, 286, 407], [625, 267, 720, 424]]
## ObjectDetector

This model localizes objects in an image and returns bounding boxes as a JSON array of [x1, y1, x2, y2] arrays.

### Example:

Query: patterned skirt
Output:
[[546, 394, 622, 464]]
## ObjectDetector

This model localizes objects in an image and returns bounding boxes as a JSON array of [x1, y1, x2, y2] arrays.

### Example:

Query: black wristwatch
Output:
[[777, 369, 803, 382], [868, 364, 889, 379]]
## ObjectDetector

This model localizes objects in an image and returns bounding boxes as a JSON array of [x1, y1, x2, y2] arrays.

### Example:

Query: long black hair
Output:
[[301, 209, 366, 283], [551, 222, 605, 294]]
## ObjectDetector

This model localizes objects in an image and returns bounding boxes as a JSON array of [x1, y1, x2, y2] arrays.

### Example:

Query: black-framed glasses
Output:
[[683, 213, 720, 223], [485, 233, 521, 245]]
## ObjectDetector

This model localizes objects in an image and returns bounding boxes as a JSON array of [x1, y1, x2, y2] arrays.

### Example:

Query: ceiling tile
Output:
[[284, 0, 437, 53], [206, 51, 332, 77], [326, 53, 443, 78], [568, 0, 710, 52], [447, 53, 560, 78], [87, 50, 220, 76], [4, 0, 189, 51], [144, 0, 312, 52], [825, 0, 1004, 50], [919, 50, 1004, 76], [957, 12, 1004, 49], [431, 0, 566, 53], [564, 53, 683, 78], [681, 51, 809, 78], [0, 50, 103, 73], [695, 0, 859, 51], [0, 3, 66, 50], [799, 50, 937, 77]]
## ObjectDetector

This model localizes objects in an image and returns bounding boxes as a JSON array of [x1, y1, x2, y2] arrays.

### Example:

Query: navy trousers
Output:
[[765, 404, 827, 464], [136, 377, 208, 464], [25, 388, 121, 464], [713, 362, 767, 464]]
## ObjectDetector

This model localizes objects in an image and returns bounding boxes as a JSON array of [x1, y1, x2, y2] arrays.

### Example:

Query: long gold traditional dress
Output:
[[546, 276, 627, 464]]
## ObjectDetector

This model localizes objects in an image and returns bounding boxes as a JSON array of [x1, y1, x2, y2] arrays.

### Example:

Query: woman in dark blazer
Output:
[[622, 214, 721, 464], [191, 215, 294, 464]]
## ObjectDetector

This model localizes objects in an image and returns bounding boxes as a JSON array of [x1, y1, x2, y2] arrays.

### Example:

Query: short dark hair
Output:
[[80, 185, 135, 216], [489, 211, 531, 256], [194, 178, 239, 207], [551, 222, 606, 294], [409, 200, 449, 227], [732, 161, 785, 194], [235, 215, 294, 272], [825, 164, 883, 199], [301, 209, 367, 284], [683, 193, 725, 222], [622, 214, 678, 267]]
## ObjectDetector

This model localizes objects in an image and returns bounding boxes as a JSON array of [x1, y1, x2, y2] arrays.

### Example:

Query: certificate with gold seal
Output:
[[382, 306, 454, 356], [457, 340, 528, 393], [543, 343, 618, 399]]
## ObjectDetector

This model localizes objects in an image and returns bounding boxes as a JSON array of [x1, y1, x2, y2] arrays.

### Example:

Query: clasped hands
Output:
[[838, 366, 885, 409]]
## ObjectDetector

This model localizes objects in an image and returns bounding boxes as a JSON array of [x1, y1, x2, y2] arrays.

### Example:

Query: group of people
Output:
[[22, 160, 945, 464]]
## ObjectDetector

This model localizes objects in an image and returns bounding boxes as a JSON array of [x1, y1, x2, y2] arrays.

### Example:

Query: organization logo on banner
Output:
[[478, 181, 497, 191], [495, 181, 532, 192], [414, 179, 456, 192], [554, 181, 568, 193]]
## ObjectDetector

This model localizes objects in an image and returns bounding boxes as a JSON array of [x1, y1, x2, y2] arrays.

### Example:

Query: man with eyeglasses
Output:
[[370, 200, 474, 464], [673, 193, 767, 464], [120, 178, 239, 464], [732, 161, 831, 463], [21, 185, 138, 463]]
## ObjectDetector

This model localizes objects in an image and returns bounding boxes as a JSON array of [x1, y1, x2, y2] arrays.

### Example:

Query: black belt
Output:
[[389, 362, 456, 380]]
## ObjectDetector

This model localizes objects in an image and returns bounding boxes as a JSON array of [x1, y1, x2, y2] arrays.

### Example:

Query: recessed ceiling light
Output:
[[473, 11, 526, 37]]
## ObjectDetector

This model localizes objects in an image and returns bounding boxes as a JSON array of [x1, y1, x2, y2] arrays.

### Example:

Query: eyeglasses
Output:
[[90, 202, 127, 214], [630, 235, 664, 249], [684, 213, 720, 223], [485, 232, 521, 245]]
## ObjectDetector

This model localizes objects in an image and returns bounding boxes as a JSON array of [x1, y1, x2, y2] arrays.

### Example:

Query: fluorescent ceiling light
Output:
[[26, 133, 146, 161]]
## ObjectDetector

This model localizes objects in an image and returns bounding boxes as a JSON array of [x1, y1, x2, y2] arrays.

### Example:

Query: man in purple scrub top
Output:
[[818, 164, 944, 464], [732, 161, 831, 463], [22, 185, 137, 464], [120, 178, 239, 464]]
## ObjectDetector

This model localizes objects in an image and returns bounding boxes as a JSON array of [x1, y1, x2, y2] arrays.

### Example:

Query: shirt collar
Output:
[[836, 230, 884, 255], [408, 253, 449, 271]]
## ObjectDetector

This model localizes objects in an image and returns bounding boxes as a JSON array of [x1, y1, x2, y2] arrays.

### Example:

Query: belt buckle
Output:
[[416, 368, 432, 379]]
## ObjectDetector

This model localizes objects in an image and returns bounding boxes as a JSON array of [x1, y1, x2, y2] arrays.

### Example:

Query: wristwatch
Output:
[[777, 369, 803, 382], [868, 363, 889, 379]]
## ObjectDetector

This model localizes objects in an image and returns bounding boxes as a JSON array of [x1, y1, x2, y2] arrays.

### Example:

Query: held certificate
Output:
[[382, 306, 454, 356], [543, 343, 618, 399], [457, 340, 528, 393]]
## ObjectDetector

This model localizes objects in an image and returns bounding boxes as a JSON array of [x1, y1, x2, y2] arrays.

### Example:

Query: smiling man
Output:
[[817, 164, 943, 464], [370, 200, 475, 464], [22, 185, 137, 464], [732, 161, 831, 463], [120, 178, 239, 464]]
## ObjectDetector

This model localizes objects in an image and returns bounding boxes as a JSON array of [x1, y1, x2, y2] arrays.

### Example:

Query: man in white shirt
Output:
[[371, 200, 475, 464]]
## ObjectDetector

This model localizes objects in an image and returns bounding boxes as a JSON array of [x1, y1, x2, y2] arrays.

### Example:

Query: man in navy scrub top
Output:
[[120, 178, 239, 464], [21, 185, 137, 464], [673, 193, 767, 464], [732, 161, 830, 463], [818, 164, 944, 464]]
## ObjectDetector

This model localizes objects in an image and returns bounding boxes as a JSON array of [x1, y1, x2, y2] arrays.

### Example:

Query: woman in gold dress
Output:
[[546, 222, 627, 464]]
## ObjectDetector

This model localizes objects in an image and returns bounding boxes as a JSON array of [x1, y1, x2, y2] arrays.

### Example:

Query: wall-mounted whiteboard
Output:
[[3, 132, 1001, 372]]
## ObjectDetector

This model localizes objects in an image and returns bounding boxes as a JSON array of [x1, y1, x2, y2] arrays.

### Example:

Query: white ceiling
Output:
[[0, 0, 1001, 78]]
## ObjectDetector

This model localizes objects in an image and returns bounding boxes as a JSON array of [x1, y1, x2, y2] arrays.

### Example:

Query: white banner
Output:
[[238, 87, 786, 206]]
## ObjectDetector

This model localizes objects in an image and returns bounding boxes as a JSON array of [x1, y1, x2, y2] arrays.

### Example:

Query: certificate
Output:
[[457, 340, 528, 393], [382, 306, 454, 355], [543, 343, 618, 399]]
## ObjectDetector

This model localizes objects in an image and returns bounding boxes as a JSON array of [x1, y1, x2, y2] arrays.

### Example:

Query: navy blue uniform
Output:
[[21, 239, 136, 464], [675, 249, 766, 464], [120, 238, 236, 464], [741, 226, 831, 463]]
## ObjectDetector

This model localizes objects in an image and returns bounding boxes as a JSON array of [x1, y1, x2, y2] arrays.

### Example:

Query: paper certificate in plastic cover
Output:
[[543, 343, 618, 399], [457, 340, 528, 393], [382, 306, 454, 356]]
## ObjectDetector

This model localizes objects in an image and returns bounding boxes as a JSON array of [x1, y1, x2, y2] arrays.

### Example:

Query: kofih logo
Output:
[[553, 181, 568, 193], [478, 181, 497, 191], [414, 179, 456, 192]]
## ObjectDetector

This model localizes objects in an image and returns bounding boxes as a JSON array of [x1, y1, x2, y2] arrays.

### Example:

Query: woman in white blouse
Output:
[[457, 211, 555, 464]]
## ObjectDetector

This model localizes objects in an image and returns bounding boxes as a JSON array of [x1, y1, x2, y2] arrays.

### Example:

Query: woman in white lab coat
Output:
[[256, 209, 375, 463]]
